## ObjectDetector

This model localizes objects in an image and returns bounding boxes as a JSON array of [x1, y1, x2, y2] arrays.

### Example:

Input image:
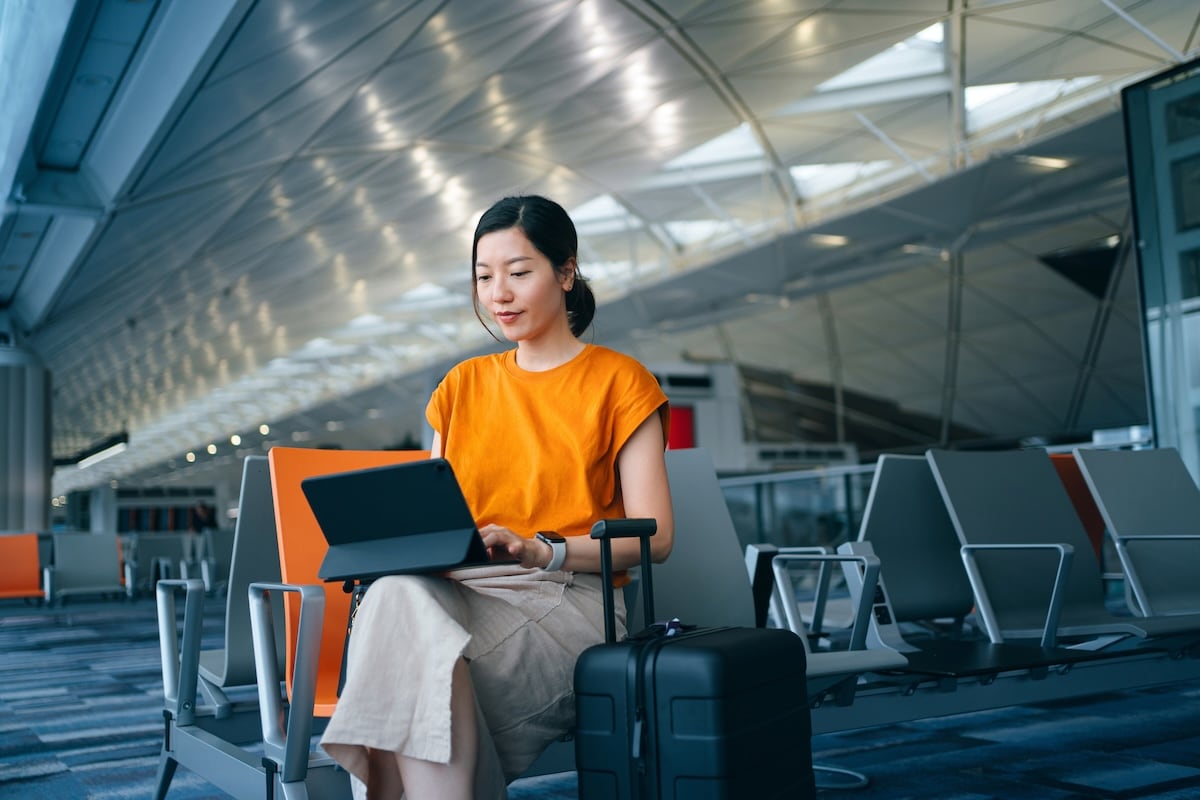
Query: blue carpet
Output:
[[2, 597, 1199, 798]]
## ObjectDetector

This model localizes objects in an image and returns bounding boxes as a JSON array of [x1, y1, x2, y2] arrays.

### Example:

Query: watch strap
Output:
[[537, 531, 567, 571]]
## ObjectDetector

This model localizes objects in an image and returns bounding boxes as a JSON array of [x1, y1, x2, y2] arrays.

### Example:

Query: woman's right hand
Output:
[[479, 524, 551, 569]]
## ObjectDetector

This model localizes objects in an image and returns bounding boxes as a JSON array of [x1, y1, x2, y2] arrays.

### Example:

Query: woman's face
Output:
[[474, 227, 573, 344]]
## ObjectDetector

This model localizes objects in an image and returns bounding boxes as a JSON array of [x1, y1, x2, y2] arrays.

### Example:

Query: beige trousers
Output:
[[320, 566, 623, 798]]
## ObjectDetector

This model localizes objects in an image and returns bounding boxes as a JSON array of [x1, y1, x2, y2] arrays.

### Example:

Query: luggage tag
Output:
[[637, 617, 697, 639]]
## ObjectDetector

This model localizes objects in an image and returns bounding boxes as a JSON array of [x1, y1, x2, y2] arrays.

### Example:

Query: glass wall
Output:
[[1124, 58, 1200, 478]]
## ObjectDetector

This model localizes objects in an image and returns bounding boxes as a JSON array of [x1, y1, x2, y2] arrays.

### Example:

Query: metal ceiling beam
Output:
[[686, 178, 754, 249], [7, 0, 250, 335], [618, 0, 800, 228], [1065, 220, 1135, 430], [854, 112, 935, 184], [947, 1, 969, 169], [0, 0, 73, 207], [1099, 0, 1186, 63]]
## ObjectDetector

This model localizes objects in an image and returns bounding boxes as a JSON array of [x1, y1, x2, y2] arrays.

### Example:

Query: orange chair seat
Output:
[[268, 447, 430, 717], [0, 533, 43, 600], [1050, 453, 1106, 561]]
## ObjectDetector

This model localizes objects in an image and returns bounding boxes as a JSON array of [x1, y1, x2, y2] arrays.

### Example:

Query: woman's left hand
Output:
[[479, 524, 550, 569]]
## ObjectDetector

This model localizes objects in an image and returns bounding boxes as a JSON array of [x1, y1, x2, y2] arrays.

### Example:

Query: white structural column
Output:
[[1, 342, 51, 531]]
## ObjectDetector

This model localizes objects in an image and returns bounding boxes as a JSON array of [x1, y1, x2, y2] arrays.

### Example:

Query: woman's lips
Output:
[[495, 311, 520, 323]]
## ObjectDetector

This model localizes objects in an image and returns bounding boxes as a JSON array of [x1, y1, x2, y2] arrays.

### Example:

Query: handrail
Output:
[[717, 461, 877, 489]]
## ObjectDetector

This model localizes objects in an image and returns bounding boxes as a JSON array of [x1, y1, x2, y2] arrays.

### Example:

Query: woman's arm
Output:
[[478, 411, 674, 572]]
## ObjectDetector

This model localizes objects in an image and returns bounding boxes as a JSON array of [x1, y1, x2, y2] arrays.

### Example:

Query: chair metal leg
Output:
[[278, 780, 310, 800], [153, 752, 178, 800]]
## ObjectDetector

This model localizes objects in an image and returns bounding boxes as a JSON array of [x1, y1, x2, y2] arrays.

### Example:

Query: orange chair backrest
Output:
[[0, 533, 42, 599], [268, 447, 430, 717], [1050, 453, 1106, 560]]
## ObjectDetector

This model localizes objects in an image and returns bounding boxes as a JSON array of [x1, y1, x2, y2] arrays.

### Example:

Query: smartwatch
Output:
[[536, 531, 567, 572]]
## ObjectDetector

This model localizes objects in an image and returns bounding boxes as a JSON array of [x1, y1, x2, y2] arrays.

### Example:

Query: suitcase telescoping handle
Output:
[[590, 518, 657, 644]]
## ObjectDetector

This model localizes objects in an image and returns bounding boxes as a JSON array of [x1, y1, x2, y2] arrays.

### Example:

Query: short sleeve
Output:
[[608, 357, 669, 455], [425, 366, 459, 434]]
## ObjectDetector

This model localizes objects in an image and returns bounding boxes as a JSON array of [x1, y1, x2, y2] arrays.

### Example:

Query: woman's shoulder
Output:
[[583, 344, 655, 374], [581, 345, 660, 387], [442, 350, 509, 380]]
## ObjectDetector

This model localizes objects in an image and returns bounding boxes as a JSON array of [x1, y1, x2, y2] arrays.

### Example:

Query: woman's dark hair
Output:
[[471, 195, 596, 338]]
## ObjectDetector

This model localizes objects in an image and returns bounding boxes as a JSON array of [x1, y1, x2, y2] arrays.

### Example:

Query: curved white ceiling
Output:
[[0, 0, 1196, 493]]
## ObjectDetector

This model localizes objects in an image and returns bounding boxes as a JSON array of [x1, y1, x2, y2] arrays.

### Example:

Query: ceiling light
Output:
[[206, 443, 217, 454], [1015, 154, 1071, 170], [186, 452, 196, 463], [230, 434, 242, 446], [259, 424, 270, 435], [810, 233, 849, 247], [77, 438, 128, 469]]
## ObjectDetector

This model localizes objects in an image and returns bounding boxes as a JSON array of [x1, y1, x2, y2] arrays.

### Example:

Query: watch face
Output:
[[537, 531, 566, 543]]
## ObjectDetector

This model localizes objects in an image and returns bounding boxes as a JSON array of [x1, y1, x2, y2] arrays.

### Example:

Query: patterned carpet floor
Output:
[[2, 596, 1199, 798]]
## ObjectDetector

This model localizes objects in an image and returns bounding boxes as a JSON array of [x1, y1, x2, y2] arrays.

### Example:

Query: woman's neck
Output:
[[514, 331, 585, 372]]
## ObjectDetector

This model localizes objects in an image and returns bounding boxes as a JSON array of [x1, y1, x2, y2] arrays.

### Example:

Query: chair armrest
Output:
[[248, 581, 325, 783], [771, 552, 881, 652], [959, 543, 1074, 649], [1109, 532, 1200, 617], [155, 578, 206, 724], [42, 565, 54, 603]]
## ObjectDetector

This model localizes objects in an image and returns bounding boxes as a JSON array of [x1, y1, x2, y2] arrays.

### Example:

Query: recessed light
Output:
[[1015, 154, 1071, 170]]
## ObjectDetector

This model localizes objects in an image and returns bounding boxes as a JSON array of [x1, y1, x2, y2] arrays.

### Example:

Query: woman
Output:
[[321, 194, 674, 799]]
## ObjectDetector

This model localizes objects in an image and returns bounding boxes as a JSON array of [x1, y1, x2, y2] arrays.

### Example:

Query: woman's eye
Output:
[[475, 274, 490, 283], [511, 271, 530, 278]]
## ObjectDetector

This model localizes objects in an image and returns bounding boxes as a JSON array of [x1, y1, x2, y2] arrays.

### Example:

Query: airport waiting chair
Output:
[[1074, 447, 1200, 617], [926, 448, 1200, 649], [126, 532, 188, 598], [201, 527, 236, 594], [0, 532, 43, 602], [849, 454, 976, 634], [43, 532, 125, 604], [154, 456, 289, 799], [655, 449, 897, 791], [639, 449, 907, 697], [242, 447, 430, 799], [828, 454, 1104, 679]]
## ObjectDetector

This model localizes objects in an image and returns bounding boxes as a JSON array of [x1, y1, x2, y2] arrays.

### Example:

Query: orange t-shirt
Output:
[[426, 344, 668, 540]]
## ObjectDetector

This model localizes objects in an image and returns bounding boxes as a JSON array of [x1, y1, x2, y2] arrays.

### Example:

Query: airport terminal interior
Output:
[[3, 0, 1200, 797]]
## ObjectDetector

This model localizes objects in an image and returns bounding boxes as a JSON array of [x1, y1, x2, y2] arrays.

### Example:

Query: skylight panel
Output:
[[663, 219, 733, 247], [571, 194, 641, 237], [789, 160, 893, 198], [965, 77, 1103, 132], [664, 123, 763, 170], [571, 193, 628, 222], [817, 23, 945, 93]]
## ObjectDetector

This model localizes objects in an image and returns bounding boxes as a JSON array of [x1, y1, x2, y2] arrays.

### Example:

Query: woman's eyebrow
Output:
[[475, 255, 533, 268]]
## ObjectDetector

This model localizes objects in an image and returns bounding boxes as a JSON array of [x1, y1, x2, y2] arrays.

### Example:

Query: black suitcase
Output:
[[574, 520, 816, 799]]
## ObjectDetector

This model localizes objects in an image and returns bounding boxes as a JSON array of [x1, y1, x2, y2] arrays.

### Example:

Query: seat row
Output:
[[762, 446, 1200, 736], [0, 527, 239, 605], [152, 445, 1200, 799]]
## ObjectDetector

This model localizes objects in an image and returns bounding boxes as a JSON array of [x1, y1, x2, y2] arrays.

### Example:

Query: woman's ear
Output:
[[561, 258, 577, 291]]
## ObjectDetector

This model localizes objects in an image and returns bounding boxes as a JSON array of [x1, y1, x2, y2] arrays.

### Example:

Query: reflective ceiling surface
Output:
[[0, 0, 1197, 494]]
